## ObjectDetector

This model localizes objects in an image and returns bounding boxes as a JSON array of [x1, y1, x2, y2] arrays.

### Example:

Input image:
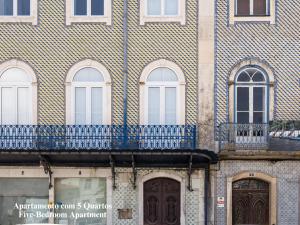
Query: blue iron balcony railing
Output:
[[0, 125, 197, 150], [219, 121, 300, 151]]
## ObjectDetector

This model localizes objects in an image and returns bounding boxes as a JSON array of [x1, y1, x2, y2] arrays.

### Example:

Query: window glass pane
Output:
[[165, 87, 176, 124], [236, 0, 250, 15], [253, 112, 264, 123], [74, 0, 87, 15], [0, 68, 31, 82], [2, 87, 15, 124], [91, 0, 104, 15], [148, 0, 161, 15], [0, 178, 49, 224], [73, 68, 104, 82], [253, 87, 265, 111], [147, 68, 178, 82], [0, 0, 13, 15], [75, 87, 86, 124], [148, 87, 160, 124], [252, 72, 265, 82], [91, 87, 103, 124], [237, 112, 249, 123], [237, 72, 250, 82], [165, 0, 178, 15], [253, 0, 267, 15], [18, 87, 30, 124], [237, 87, 249, 111], [17, 0, 30, 16], [55, 178, 107, 225]]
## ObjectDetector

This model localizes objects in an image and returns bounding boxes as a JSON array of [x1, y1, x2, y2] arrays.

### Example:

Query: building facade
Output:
[[0, 0, 217, 225], [0, 0, 299, 225], [214, 0, 300, 225]]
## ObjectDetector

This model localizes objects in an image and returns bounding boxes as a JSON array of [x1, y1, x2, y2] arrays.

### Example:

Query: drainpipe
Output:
[[122, 0, 129, 148], [204, 164, 210, 225]]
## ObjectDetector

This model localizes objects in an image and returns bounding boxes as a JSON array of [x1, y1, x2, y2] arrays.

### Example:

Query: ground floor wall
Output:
[[215, 160, 300, 225], [0, 166, 207, 225]]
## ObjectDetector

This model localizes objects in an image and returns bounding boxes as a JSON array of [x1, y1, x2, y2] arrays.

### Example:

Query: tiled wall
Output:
[[216, 161, 300, 225], [0, 0, 198, 125], [215, 0, 300, 125]]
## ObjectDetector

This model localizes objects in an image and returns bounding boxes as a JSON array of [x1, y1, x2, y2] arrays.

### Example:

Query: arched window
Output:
[[0, 60, 37, 125], [235, 67, 268, 124], [140, 60, 185, 125], [232, 178, 269, 225], [65, 60, 112, 125]]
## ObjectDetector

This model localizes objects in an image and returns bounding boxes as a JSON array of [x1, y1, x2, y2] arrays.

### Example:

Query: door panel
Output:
[[232, 179, 269, 225], [144, 178, 180, 225]]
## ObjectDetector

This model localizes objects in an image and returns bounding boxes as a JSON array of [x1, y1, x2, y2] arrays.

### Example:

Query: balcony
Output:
[[0, 125, 197, 150], [219, 121, 300, 151]]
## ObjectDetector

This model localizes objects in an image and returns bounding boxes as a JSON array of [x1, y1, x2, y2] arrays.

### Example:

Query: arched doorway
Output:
[[232, 178, 270, 225], [144, 178, 180, 225]]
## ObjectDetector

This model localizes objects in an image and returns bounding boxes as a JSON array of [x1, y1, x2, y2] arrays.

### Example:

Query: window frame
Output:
[[71, 80, 107, 125], [0, 0, 38, 25], [139, 59, 186, 125], [229, 0, 275, 24], [140, 0, 186, 25], [145, 81, 179, 125], [66, 0, 112, 25], [0, 84, 33, 125], [235, 0, 270, 17], [228, 60, 275, 124], [234, 67, 269, 124], [65, 59, 112, 125], [0, 60, 37, 125]]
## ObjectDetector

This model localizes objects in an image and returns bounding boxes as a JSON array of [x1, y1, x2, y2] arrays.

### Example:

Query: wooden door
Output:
[[144, 178, 180, 225], [232, 179, 269, 225]]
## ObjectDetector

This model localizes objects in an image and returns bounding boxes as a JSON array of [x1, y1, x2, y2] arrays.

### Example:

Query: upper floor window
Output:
[[235, 67, 268, 124], [236, 0, 269, 16], [0, 0, 38, 24], [0, 60, 37, 125], [65, 60, 112, 125], [139, 59, 186, 125], [0, 0, 30, 16], [66, 0, 112, 25], [229, 0, 275, 24], [74, 0, 104, 16], [140, 0, 186, 25], [147, 0, 178, 16]]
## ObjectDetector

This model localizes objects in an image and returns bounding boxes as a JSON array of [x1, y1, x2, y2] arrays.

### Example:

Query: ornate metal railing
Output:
[[269, 121, 300, 140], [219, 121, 300, 151], [0, 125, 197, 150], [219, 123, 269, 150]]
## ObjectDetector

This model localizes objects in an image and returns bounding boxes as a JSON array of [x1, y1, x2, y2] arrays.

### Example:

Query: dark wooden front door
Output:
[[144, 178, 180, 225], [232, 179, 269, 225]]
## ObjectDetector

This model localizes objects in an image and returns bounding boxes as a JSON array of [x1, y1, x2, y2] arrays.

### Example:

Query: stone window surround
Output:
[[0, 0, 38, 25], [139, 0, 186, 25], [65, 59, 112, 125], [229, 0, 275, 24], [0, 59, 38, 124], [226, 171, 277, 225], [65, 0, 112, 25], [139, 59, 186, 125], [0, 167, 113, 224], [228, 59, 275, 123], [137, 171, 187, 225]]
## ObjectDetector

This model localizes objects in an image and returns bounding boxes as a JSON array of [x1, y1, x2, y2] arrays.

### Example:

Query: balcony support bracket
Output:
[[187, 154, 193, 192], [39, 155, 53, 189], [110, 155, 117, 190], [132, 155, 137, 189]]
